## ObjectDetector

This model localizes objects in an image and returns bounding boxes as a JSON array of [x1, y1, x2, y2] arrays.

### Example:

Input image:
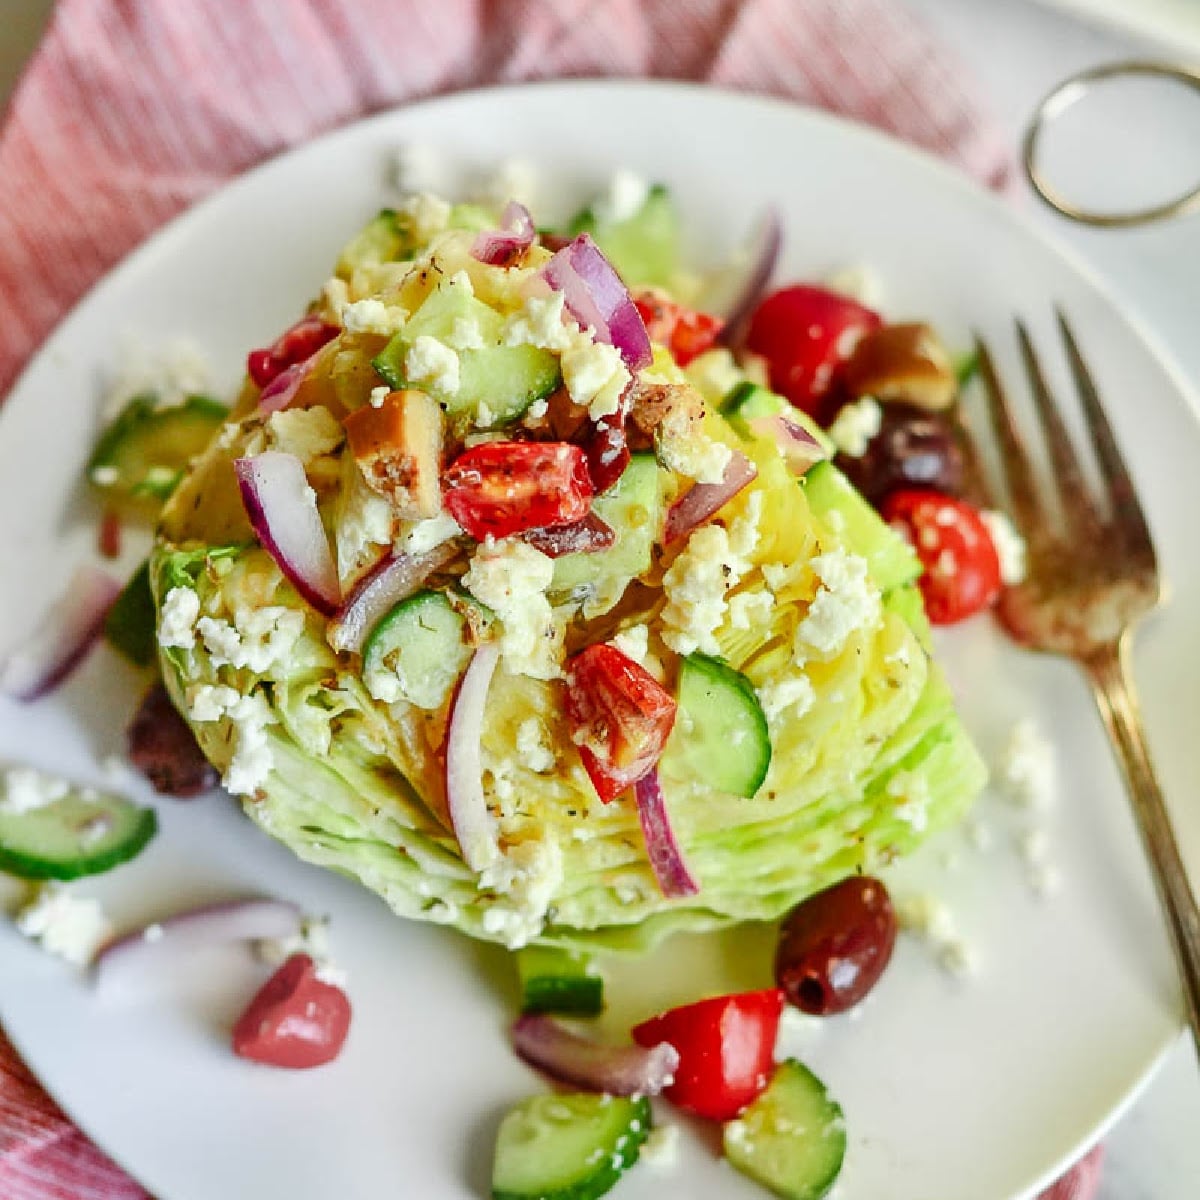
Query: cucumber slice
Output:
[[801, 461, 920, 592], [104, 560, 157, 667], [883, 583, 932, 651], [723, 1059, 846, 1200], [569, 184, 679, 289], [88, 393, 227, 513], [670, 654, 771, 798], [492, 1092, 651, 1200], [362, 590, 471, 711], [517, 946, 604, 1016], [551, 453, 660, 595], [0, 790, 157, 881], [373, 287, 560, 430], [336, 208, 406, 278], [721, 383, 833, 453]]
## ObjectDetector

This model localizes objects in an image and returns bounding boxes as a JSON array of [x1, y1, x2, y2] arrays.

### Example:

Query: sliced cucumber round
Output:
[[0, 791, 157, 881], [723, 1059, 846, 1200], [517, 946, 605, 1017], [670, 653, 771, 798], [493, 1092, 651, 1200], [362, 590, 471, 711]]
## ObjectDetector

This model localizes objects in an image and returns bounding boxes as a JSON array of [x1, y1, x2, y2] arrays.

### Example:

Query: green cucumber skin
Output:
[[104, 561, 158, 667], [521, 975, 604, 1017], [0, 801, 157, 881], [492, 1094, 651, 1200]]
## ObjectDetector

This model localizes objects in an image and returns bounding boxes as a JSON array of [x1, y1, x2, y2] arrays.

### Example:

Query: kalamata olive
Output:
[[775, 875, 897, 1015], [126, 682, 219, 798], [836, 403, 964, 504]]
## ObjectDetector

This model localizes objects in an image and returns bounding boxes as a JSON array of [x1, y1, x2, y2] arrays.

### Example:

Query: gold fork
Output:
[[964, 312, 1200, 1052]]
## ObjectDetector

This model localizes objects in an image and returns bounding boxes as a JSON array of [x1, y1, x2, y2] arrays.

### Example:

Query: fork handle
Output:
[[1086, 635, 1200, 1055]]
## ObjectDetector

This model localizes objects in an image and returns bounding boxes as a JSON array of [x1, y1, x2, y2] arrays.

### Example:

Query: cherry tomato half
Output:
[[247, 314, 339, 389], [745, 285, 881, 418], [563, 643, 676, 803], [632, 989, 784, 1121], [880, 488, 1002, 625], [442, 442, 593, 542], [634, 291, 724, 367], [232, 953, 352, 1070]]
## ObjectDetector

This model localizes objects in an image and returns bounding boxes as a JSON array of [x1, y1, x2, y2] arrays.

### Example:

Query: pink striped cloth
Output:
[[0, 2, 1096, 1199]]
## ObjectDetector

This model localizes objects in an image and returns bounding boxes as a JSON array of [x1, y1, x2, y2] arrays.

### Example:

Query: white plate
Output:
[[1, 81, 1198, 1200]]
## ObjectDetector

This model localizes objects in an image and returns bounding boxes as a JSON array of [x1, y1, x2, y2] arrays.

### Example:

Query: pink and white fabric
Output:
[[0, 2, 1093, 1198]]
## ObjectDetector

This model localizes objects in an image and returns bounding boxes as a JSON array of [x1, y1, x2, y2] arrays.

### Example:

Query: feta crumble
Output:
[[827, 395, 882, 458], [393, 143, 446, 196], [560, 337, 630, 422], [685, 348, 745, 405], [980, 509, 1027, 585], [196, 606, 305, 674], [656, 407, 733, 484], [257, 915, 347, 986], [222, 692, 276, 796], [998, 719, 1055, 809], [757, 674, 816, 725], [158, 586, 201, 650], [185, 683, 241, 723], [369, 384, 390, 408], [516, 718, 556, 774], [404, 335, 460, 396], [729, 588, 774, 631], [396, 191, 452, 243], [266, 406, 344, 464], [1, 766, 69, 815], [592, 169, 650, 225], [887, 770, 932, 833], [396, 511, 462, 556], [447, 315, 486, 352], [341, 297, 408, 337], [504, 291, 575, 353], [610, 623, 650, 665], [896, 892, 977, 978], [795, 549, 880, 661], [90, 464, 120, 487], [479, 158, 537, 210], [478, 838, 564, 949], [660, 526, 744, 656], [17, 885, 112, 967]]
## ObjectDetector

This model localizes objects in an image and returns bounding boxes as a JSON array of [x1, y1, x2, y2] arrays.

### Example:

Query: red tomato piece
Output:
[[632, 989, 784, 1121], [443, 442, 594, 541], [880, 488, 1003, 625], [580, 414, 631, 496], [563, 644, 676, 803], [744, 285, 881, 418], [247, 314, 339, 389], [523, 512, 616, 558], [634, 291, 724, 367], [232, 953, 351, 1070]]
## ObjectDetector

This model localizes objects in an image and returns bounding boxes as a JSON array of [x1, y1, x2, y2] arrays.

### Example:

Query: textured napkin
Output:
[[0, 2, 1088, 1198]]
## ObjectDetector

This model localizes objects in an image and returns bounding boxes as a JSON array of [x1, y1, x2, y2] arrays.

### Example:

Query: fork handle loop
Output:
[[1086, 636, 1200, 1056]]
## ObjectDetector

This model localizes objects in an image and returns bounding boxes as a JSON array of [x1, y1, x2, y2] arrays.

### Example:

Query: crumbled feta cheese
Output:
[[341, 297, 408, 337], [103, 336, 212, 418], [478, 838, 564, 949], [396, 191, 452, 243], [516, 718, 556, 774], [475, 400, 495, 428], [337, 463, 395, 577], [660, 523, 751, 656], [404, 335, 460, 396], [887, 769, 932, 833], [998, 719, 1055, 809], [396, 511, 462, 556], [196, 606, 305, 674], [656, 406, 733, 484], [561, 337, 630, 422], [729, 588, 774, 631], [504, 291, 575, 353], [827, 396, 882, 458], [938, 938, 978, 977], [640, 1124, 679, 1168], [185, 683, 242, 723], [757, 674, 816, 724], [526, 396, 549, 420], [257, 915, 347, 985], [90, 464, 120, 487], [610, 623, 650, 665], [1, 766, 70, 815], [980, 509, 1027, 585], [463, 539, 560, 679], [795, 549, 880, 661], [369, 385, 390, 408], [896, 892, 978, 978], [393, 143, 446, 196], [266, 406, 344, 464], [223, 692, 276, 796], [685, 348, 744, 405], [479, 158, 537, 210], [824, 263, 884, 308], [447, 315, 486, 352], [17, 885, 111, 967], [592, 169, 650, 225], [158, 586, 201, 650]]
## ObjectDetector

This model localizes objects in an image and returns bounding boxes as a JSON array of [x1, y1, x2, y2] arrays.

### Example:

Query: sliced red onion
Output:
[[543, 235, 652, 371], [634, 771, 700, 898], [257, 349, 322, 416], [471, 201, 536, 266], [94, 898, 303, 990], [512, 1014, 680, 1096], [327, 542, 458, 654], [663, 450, 758, 544], [713, 207, 783, 346], [235, 451, 341, 615], [445, 642, 501, 872], [748, 414, 827, 475], [523, 513, 615, 559], [0, 565, 121, 702]]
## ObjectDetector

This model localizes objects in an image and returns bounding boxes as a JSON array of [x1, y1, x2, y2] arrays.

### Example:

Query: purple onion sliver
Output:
[[445, 643, 501, 872], [471, 201, 536, 266], [512, 1014, 680, 1096], [234, 451, 341, 615], [327, 542, 458, 654], [0, 565, 121, 702], [634, 771, 700, 899], [257, 348, 322, 415], [748, 415, 827, 476], [663, 450, 758, 545], [717, 206, 783, 347]]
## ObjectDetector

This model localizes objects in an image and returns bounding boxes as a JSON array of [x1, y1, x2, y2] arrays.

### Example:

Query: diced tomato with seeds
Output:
[[247, 314, 339, 389], [634, 291, 725, 367]]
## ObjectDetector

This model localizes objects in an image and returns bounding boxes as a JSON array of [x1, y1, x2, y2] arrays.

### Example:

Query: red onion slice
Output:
[[523, 513, 615, 558], [257, 349, 322, 415], [543, 235, 652, 371], [634, 771, 700, 898], [94, 898, 303, 990], [327, 543, 458, 654], [663, 450, 757, 544], [512, 1014, 679, 1096], [235, 451, 341, 615], [748, 415, 827, 475], [471, 201, 536, 266], [445, 642, 501, 872], [713, 207, 783, 346], [0, 565, 121, 702]]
